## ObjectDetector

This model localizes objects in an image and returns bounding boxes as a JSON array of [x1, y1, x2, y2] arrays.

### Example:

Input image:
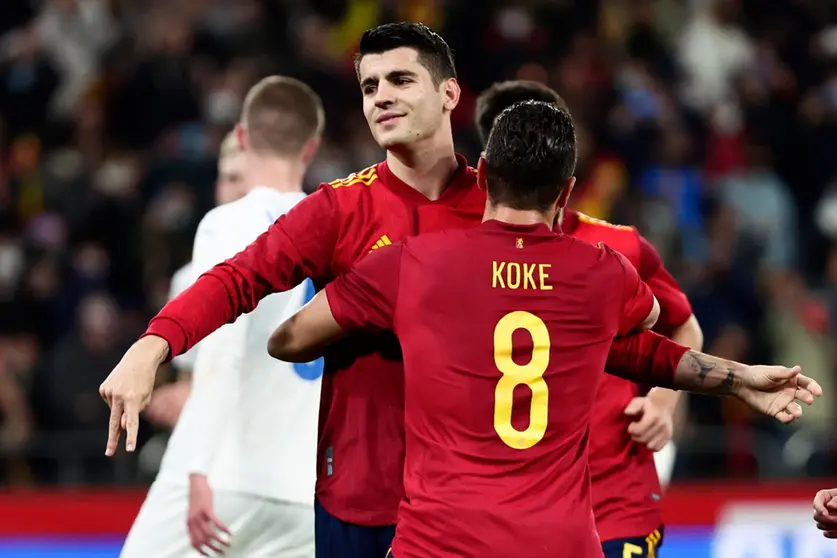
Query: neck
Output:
[[385, 126, 458, 201], [482, 203, 556, 228], [245, 154, 305, 194]]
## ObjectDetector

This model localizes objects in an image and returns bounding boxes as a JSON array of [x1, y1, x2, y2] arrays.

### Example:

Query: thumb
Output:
[[771, 365, 801, 381], [623, 397, 645, 417]]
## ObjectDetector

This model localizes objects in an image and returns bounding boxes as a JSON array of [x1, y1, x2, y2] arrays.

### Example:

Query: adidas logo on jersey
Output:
[[370, 235, 392, 252]]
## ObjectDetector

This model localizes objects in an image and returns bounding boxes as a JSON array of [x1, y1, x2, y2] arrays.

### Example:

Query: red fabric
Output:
[[328, 220, 653, 557], [142, 174, 691, 531], [562, 209, 691, 542], [143, 156, 485, 527]]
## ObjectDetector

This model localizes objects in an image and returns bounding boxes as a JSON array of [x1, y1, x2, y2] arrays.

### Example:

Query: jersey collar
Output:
[[481, 219, 556, 236], [377, 153, 477, 206]]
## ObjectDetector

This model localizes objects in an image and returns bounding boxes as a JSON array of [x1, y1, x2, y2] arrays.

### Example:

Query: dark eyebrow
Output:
[[360, 70, 420, 89]]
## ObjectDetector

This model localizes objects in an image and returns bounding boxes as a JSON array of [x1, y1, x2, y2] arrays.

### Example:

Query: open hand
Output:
[[623, 397, 673, 452], [735, 365, 821, 423], [814, 488, 837, 538]]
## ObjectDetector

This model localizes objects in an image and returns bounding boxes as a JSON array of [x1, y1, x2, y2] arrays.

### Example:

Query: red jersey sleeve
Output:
[[607, 331, 689, 389], [325, 243, 402, 332], [637, 236, 693, 334], [607, 247, 655, 335], [144, 185, 340, 358]]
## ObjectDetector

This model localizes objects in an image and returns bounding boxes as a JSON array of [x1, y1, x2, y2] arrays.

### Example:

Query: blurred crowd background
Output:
[[1, 0, 836, 487]]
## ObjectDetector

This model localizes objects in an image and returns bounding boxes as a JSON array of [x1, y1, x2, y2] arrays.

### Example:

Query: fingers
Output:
[[796, 374, 823, 399], [210, 512, 231, 537], [627, 416, 658, 441], [123, 399, 141, 453], [814, 490, 837, 515], [105, 400, 124, 457], [623, 397, 646, 417], [774, 401, 803, 424], [188, 513, 231, 556]]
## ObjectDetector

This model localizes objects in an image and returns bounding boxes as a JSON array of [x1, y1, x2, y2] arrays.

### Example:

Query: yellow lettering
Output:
[[538, 264, 552, 290], [523, 263, 536, 290], [492, 261, 506, 289], [507, 262, 521, 289]]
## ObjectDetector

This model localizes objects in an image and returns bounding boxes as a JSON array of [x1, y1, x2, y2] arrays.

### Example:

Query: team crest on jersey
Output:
[[516, 238, 524, 249], [370, 235, 392, 252]]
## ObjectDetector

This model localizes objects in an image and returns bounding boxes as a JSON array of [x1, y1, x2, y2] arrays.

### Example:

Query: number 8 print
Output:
[[493, 311, 550, 449]]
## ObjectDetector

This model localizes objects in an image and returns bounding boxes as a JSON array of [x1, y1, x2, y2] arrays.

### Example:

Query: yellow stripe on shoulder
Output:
[[576, 211, 634, 231], [328, 166, 378, 189]]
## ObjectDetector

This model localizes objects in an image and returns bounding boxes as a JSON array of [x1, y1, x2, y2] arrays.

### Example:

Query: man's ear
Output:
[[235, 123, 248, 151], [301, 136, 321, 165], [557, 177, 576, 208], [442, 78, 461, 113], [477, 156, 488, 192]]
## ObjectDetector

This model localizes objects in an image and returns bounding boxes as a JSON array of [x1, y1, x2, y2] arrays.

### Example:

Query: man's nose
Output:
[[374, 84, 395, 108]]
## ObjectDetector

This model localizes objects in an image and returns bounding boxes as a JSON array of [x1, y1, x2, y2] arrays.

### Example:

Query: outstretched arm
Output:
[[100, 187, 340, 455], [608, 332, 820, 423]]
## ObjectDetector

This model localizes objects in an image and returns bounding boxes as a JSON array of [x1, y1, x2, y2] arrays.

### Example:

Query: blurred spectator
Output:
[[0, 0, 836, 487]]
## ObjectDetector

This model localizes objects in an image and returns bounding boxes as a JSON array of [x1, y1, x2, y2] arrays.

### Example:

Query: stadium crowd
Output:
[[1, 0, 837, 486]]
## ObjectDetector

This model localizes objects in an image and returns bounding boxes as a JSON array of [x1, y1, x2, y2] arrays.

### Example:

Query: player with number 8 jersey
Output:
[[270, 101, 665, 558]]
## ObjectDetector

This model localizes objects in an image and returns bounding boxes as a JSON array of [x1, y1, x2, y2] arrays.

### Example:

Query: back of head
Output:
[[475, 81, 567, 146], [241, 76, 325, 158], [484, 101, 577, 211], [355, 22, 456, 86]]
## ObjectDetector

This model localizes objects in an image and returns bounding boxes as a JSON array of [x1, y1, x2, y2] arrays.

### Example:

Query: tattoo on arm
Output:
[[691, 353, 715, 380], [678, 351, 740, 395]]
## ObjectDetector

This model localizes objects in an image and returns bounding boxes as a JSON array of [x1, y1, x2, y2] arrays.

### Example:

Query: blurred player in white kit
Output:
[[143, 131, 250, 430], [120, 76, 325, 558]]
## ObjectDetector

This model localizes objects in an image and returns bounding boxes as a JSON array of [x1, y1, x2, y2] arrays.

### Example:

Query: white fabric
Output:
[[654, 441, 677, 488], [155, 187, 321, 507], [120, 481, 314, 558], [169, 262, 199, 373]]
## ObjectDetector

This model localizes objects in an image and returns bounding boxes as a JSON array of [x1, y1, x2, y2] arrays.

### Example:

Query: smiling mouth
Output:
[[377, 115, 404, 124]]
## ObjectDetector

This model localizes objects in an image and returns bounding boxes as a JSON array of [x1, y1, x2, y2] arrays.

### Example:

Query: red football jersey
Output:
[[145, 155, 485, 526], [325, 220, 655, 558], [562, 209, 693, 542]]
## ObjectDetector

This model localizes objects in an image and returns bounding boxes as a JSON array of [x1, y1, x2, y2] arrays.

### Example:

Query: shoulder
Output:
[[196, 190, 284, 240], [571, 211, 640, 251], [574, 211, 636, 234], [324, 164, 381, 193]]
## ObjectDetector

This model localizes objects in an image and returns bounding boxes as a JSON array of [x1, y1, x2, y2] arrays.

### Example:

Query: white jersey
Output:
[[168, 262, 199, 373], [156, 187, 322, 506]]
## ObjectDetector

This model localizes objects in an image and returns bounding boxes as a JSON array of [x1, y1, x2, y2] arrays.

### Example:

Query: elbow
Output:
[[267, 327, 292, 361], [267, 326, 310, 363], [673, 314, 704, 351], [640, 297, 661, 331]]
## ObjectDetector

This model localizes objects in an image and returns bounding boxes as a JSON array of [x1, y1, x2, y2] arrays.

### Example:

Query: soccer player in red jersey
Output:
[[474, 80, 703, 557], [98, 24, 816, 558], [103, 23, 485, 557], [267, 101, 820, 558]]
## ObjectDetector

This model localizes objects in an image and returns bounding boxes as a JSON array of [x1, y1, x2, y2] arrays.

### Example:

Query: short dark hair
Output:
[[242, 76, 325, 156], [484, 101, 577, 212], [354, 22, 456, 86], [475, 81, 567, 146]]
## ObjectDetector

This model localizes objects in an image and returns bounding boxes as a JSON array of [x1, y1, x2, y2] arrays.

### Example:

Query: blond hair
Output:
[[241, 76, 325, 157], [219, 131, 241, 160]]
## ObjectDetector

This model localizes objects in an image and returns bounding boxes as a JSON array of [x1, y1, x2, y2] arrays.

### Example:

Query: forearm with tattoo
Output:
[[674, 350, 743, 395]]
